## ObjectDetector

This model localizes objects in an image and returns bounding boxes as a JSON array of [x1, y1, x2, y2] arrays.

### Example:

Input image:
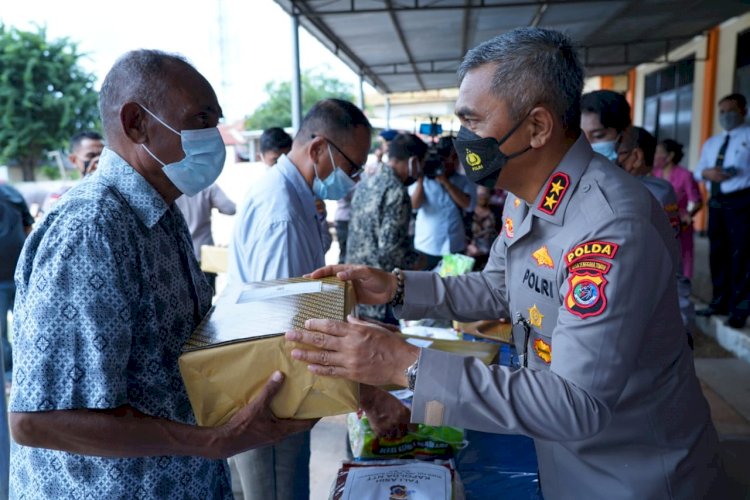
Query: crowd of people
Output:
[[0, 23, 748, 500]]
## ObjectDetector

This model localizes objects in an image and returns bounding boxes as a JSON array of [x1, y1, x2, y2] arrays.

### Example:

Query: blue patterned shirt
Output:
[[9, 149, 231, 499]]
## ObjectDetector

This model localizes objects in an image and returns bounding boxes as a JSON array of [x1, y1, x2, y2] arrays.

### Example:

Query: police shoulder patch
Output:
[[537, 172, 570, 215], [565, 240, 619, 266], [565, 255, 611, 319]]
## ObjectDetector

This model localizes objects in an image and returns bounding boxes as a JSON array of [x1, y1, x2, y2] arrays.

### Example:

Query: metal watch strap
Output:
[[390, 267, 405, 307], [405, 355, 419, 391]]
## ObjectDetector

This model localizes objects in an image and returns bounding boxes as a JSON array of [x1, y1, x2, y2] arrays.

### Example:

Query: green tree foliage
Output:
[[245, 67, 355, 130], [0, 24, 100, 181]]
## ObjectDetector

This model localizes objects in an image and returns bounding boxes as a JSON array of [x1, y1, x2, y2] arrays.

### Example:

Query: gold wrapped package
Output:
[[179, 277, 359, 427]]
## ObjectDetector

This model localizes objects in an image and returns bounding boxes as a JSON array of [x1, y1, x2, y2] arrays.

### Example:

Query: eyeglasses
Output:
[[313, 135, 364, 179]]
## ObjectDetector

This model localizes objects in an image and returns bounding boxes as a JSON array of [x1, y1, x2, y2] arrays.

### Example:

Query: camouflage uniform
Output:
[[346, 165, 418, 321]]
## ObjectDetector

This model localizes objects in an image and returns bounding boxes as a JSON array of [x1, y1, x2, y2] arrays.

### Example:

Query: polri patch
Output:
[[522, 269, 555, 299], [538, 172, 570, 215], [533, 338, 551, 364]]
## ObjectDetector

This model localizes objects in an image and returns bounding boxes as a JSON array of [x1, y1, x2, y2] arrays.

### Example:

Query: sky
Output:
[[0, 0, 371, 123]]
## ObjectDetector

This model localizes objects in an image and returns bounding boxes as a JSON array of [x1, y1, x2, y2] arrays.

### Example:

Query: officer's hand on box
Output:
[[212, 371, 317, 459], [286, 316, 419, 388], [307, 264, 397, 305]]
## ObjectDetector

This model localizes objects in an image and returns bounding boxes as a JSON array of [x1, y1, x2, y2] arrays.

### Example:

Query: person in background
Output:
[[8, 49, 312, 499], [653, 139, 703, 279], [259, 126, 332, 253], [466, 185, 498, 271], [175, 184, 236, 292], [259, 127, 292, 167], [409, 137, 475, 269], [695, 93, 750, 328], [616, 126, 696, 341], [0, 182, 27, 500], [363, 131, 395, 179], [346, 133, 426, 323], [0, 183, 34, 375], [229, 98, 406, 500], [41, 130, 105, 214], [580, 90, 632, 162]]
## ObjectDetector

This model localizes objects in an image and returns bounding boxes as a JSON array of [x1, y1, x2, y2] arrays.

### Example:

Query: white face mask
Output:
[[140, 105, 226, 197]]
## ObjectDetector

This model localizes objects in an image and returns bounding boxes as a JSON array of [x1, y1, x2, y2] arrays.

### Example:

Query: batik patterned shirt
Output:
[[9, 148, 231, 499], [346, 166, 417, 321]]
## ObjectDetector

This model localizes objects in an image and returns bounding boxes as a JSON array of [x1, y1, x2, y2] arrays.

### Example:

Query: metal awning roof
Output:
[[273, 0, 750, 94]]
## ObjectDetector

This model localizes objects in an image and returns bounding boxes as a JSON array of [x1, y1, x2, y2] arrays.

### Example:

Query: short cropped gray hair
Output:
[[458, 27, 584, 133], [98, 49, 192, 140]]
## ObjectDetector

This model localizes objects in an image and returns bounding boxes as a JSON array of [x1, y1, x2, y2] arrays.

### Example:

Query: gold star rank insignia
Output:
[[537, 172, 570, 215], [514, 197, 521, 208], [528, 304, 544, 329]]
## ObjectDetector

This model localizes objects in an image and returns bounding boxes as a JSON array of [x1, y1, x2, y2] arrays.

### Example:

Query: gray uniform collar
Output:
[[529, 135, 592, 226]]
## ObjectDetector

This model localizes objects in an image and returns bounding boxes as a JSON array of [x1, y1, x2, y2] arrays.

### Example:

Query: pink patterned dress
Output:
[[652, 164, 702, 278]]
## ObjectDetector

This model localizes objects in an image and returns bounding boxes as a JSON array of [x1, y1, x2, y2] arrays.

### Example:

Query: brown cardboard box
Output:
[[179, 277, 359, 427]]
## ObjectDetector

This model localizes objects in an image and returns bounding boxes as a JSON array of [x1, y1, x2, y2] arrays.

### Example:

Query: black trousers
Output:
[[707, 187, 750, 319]]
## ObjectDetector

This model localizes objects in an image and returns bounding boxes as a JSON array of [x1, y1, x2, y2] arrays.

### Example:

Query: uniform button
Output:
[[582, 184, 590, 192]]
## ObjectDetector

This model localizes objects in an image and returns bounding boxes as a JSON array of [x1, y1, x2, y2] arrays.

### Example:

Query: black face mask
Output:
[[452, 114, 532, 188]]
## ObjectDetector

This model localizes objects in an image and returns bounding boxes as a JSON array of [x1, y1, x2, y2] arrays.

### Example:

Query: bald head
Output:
[[98, 50, 207, 141]]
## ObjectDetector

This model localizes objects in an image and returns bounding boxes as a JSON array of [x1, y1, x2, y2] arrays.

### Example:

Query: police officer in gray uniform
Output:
[[287, 28, 725, 499]]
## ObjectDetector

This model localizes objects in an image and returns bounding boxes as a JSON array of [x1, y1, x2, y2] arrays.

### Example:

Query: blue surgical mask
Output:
[[591, 140, 618, 162], [312, 144, 356, 200], [139, 105, 226, 197]]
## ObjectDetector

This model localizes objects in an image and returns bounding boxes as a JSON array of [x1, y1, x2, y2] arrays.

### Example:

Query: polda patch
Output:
[[537, 172, 570, 215], [565, 241, 619, 266]]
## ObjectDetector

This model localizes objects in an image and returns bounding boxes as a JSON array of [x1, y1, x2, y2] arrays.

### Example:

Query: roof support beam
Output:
[[384, 0, 426, 91], [299, 0, 615, 16], [460, 0, 473, 57], [289, 0, 392, 93]]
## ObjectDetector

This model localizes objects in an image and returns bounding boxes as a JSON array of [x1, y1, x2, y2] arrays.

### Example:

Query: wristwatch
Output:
[[405, 355, 419, 391], [390, 267, 405, 307]]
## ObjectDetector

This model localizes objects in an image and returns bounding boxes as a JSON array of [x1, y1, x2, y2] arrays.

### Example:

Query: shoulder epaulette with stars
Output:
[[538, 172, 570, 216]]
